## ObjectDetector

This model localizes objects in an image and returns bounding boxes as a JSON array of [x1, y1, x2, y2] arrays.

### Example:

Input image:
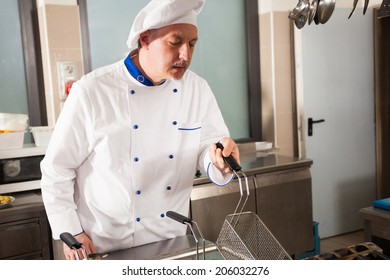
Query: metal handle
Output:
[[363, 0, 369, 15], [166, 211, 205, 260], [215, 142, 250, 215], [215, 142, 242, 172], [60, 232, 88, 260], [308, 118, 325, 136]]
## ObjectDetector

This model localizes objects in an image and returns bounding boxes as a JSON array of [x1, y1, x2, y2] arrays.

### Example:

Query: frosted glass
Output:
[[0, 0, 29, 116]]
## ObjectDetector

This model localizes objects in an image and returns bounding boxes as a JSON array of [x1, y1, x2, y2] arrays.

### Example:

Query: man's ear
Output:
[[139, 31, 151, 49]]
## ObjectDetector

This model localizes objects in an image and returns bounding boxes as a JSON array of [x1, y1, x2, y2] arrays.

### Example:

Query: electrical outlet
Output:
[[57, 61, 78, 101]]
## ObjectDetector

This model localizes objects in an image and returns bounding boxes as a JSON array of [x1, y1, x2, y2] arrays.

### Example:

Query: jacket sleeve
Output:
[[40, 82, 96, 239], [197, 80, 234, 186]]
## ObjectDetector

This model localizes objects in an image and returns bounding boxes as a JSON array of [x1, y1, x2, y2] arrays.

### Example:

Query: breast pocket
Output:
[[177, 122, 202, 164]]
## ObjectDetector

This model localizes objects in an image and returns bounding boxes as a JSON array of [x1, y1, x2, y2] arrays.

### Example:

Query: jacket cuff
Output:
[[48, 210, 83, 240], [203, 153, 234, 186]]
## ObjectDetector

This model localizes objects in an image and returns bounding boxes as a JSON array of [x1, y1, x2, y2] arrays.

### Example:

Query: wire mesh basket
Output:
[[214, 142, 292, 260], [216, 211, 291, 260]]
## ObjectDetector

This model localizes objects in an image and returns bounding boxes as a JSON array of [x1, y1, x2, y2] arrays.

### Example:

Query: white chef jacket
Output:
[[40, 56, 233, 253]]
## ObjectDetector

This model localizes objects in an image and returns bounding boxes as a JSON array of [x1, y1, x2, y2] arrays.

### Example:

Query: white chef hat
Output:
[[127, 0, 206, 49]]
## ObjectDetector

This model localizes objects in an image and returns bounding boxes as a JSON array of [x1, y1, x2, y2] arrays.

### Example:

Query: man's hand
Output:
[[209, 137, 240, 174], [63, 232, 96, 260]]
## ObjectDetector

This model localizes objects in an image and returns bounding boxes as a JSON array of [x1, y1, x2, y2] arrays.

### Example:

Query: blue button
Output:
[[137, 75, 145, 83], [130, 90, 135, 95], [172, 121, 177, 125], [136, 217, 141, 222], [133, 124, 139, 129], [169, 155, 174, 159], [160, 214, 165, 218], [173, 88, 178, 93], [134, 157, 139, 162], [167, 186, 172, 191], [136, 190, 141, 195]]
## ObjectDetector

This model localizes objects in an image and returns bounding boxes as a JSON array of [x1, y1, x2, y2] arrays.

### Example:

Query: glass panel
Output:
[[86, 0, 250, 139], [0, 1, 29, 116]]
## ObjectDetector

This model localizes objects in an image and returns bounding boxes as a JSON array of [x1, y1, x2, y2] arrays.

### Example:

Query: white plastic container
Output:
[[0, 131, 25, 150], [0, 113, 29, 131], [30, 126, 53, 147], [255, 141, 273, 151]]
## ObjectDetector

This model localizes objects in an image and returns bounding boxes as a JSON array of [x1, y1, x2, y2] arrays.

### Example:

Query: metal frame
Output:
[[18, 0, 47, 126], [374, 8, 390, 198], [244, 0, 262, 142]]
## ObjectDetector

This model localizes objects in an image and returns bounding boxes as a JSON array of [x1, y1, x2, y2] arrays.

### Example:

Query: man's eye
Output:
[[169, 41, 181, 46]]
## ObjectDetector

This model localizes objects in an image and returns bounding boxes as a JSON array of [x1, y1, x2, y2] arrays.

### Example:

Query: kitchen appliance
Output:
[[0, 145, 46, 194], [214, 143, 291, 260]]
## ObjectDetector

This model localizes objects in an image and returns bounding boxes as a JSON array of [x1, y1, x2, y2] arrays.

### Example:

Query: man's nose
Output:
[[179, 43, 192, 61]]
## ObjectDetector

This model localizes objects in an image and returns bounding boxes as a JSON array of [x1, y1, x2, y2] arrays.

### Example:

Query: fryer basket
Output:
[[216, 212, 291, 260], [214, 142, 292, 260]]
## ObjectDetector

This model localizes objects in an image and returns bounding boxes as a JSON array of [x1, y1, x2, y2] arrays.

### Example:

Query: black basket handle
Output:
[[60, 232, 83, 250], [166, 211, 192, 225], [215, 142, 242, 172]]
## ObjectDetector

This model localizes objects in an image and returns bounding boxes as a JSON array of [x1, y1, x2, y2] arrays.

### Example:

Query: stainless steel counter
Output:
[[194, 153, 313, 185], [104, 235, 223, 260]]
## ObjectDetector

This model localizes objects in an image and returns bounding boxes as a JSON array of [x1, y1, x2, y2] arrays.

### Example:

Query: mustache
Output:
[[172, 61, 190, 68]]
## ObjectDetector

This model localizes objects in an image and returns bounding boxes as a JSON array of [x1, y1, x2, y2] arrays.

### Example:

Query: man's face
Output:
[[142, 24, 198, 82]]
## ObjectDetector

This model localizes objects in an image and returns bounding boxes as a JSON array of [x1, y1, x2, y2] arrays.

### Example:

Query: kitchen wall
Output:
[[259, 9, 295, 157]]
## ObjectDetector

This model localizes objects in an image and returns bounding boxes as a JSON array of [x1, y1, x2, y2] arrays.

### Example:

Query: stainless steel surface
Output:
[[348, 0, 359, 19], [317, 0, 336, 24], [289, 0, 310, 29], [166, 211, 206, 260], [104, 235, 223, 260], [254, 168, 313, 256], [308, 0, 318, 25], [295, 14, 308, 29], [363, 0, 370, 14], [194, 153, 313, 186], [289, 0, 310, 20]]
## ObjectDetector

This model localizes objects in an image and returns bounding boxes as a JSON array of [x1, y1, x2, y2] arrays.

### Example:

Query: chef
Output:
[[40, 0, 240, 260]]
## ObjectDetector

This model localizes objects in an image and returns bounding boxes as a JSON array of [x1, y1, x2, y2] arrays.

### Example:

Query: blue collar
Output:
[[124, 54, 154, 87]]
